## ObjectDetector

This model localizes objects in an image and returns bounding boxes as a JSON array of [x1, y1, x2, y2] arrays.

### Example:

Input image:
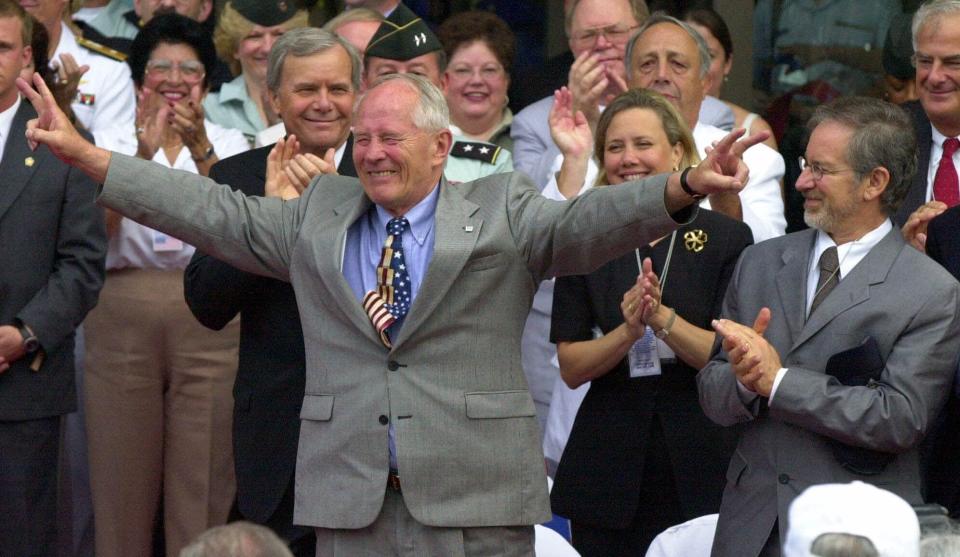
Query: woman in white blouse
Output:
[[83, 14, 249, 557]]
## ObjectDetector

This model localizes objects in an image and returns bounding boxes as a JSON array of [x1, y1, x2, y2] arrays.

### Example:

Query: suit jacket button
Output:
[[379, 415, 389, 425], [388, 360, 400, 371], [778, 473, 790, 485]]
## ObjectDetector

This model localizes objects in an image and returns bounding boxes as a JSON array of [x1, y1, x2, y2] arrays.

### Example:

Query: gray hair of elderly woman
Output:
[[624, 12, 712, 81], [806, 96, 918, 215], [356, 73, 450, 133], [178, 521, 293, 557], [921, 534, 960, 557], [266, 27, 363, 94]]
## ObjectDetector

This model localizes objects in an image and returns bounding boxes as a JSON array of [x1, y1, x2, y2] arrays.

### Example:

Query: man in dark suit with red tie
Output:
[[183, 28, 360, 555]]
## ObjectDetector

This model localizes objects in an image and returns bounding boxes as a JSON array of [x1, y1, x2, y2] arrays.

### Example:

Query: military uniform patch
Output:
[[450, 141, 501, 165], [77, 93, 96, 106]]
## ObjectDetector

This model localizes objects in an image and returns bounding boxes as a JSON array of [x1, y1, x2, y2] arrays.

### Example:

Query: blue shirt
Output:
[[341, 183, 440, 469]]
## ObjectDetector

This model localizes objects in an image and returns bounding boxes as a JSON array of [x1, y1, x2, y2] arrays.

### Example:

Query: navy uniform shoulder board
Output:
[[450, 141, 501, 164], [76, 35, 127, 62]]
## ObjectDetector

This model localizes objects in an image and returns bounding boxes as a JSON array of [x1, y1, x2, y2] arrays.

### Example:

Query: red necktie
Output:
[[933, 137, 960, 207]]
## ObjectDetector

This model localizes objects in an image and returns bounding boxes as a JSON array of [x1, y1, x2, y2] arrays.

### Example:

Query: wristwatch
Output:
[[679, 165, 705, 200], [15, 320, 39, 354]]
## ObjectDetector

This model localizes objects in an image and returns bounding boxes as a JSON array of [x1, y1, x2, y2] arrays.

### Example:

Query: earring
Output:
[[673, 165, 679, 172]]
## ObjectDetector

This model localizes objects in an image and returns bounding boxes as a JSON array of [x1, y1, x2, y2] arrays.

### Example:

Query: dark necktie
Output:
[[809, 246, 839, 317], [362, 217, 412, 347], [933, 137, 960, 207]]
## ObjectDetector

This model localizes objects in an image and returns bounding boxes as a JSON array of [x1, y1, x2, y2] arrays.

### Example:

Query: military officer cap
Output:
[[230, 0, 300, 27], [365, 3, 442, 61]]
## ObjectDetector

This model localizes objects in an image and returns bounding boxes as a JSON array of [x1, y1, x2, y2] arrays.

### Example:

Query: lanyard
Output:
[[635, 231, 677, 293]]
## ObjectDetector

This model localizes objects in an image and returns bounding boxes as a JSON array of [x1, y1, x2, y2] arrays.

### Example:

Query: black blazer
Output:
[[894, 100, 933, 227], [549, 210, 752, 528], [183, 137, 355, 523], [921, 206, 960, 515], [0, 102, 106, 420]]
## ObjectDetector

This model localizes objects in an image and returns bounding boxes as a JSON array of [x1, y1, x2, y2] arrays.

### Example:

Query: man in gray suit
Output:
[[18, 69, 762, 555], [699, 96, 960, 557]]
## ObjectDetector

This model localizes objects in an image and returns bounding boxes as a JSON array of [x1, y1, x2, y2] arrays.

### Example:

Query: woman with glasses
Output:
[[547, 88, 753, 555], [437, 11, 516, 151], [82, 14, 249, 557]]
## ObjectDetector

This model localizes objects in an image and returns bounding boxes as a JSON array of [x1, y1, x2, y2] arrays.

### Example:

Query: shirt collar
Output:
[[373, 181, 440, 247], [0, 95, 22, 143], [217, 75, 249, 104], [931, 124, 957, 150], [811, 218, 892, 279]]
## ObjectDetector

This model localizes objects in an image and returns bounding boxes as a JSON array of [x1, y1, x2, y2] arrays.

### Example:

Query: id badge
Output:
[[628, 326, 662, 378], [152, 231, 183, 252]]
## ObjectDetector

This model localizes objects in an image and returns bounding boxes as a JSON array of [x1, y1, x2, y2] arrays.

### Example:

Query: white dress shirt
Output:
[[93, 120, 250, 270], [925, 125, 960, 203], [0, 95, 22, 165]]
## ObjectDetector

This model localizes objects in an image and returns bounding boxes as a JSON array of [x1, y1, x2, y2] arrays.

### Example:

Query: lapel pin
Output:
[[24, 156, 34, 167], [684, 229, 708, 253], [464, 225, 474, 233]]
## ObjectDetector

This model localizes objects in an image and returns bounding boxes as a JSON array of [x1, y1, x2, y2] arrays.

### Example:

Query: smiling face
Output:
[[442, 40, 508, 126], [915, 12, 960, 136], [271, 46, 355, 155], [17, 0, 64, 30], [601, 107, 682, 185], [796, 120, 863, 235], [235, 22, 287, 86], [141, 41, 205, 105], [352, 80, 451, 216], [568, 0, 638, 89], [628, 22, 708, 128]]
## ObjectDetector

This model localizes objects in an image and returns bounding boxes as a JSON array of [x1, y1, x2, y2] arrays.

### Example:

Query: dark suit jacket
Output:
[[183, 137, 355, 524], [0, 101, 106, 421], [894, 100, 933, 226], [921, 207, 960, 516], [550, 211, 752, 529]]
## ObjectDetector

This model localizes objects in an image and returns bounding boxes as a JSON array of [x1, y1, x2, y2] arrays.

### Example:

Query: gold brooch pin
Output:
[[684, 229, 708, 253], [24, 156, 34, 167]]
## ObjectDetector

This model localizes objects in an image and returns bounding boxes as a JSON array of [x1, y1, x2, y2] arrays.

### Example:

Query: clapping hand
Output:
[[712, 308, 780, 396], [549, 87, 592, 159]]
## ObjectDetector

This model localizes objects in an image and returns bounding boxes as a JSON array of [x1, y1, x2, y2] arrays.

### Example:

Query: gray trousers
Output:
[[315, 489, 535, 557]]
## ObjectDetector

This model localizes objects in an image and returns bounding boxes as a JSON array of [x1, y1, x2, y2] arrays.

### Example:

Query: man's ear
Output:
[[199, 0, 214, 23], [863, 166, 891, 202], [434, 128, 452, 166]]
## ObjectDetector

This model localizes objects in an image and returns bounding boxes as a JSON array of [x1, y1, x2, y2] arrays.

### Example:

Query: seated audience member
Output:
[[82, 13, 249, 557], [684, 7, 777, 150], [83, 0, 207, 40], [363, 2, 513, 183], [549, 88, 752, 555], [437, 10, 516, 151], [21, 0, 134, 132], [179, 522, 294, 557], [783, 482, 920, 557], [322, 7, 383, 53], [185, 27, 362, 556], [204, 0, 308, 145]]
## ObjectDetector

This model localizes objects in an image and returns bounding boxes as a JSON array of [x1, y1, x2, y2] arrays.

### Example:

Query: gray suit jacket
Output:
[[100, 153, 689, 529], [698, 226, 960, 557]]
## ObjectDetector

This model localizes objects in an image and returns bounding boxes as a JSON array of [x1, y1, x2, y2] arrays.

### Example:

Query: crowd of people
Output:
[[5, 0, 960, 556]]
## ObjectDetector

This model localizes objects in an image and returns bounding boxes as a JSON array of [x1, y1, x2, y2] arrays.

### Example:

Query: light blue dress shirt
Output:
[[342, 183, 440, 469]]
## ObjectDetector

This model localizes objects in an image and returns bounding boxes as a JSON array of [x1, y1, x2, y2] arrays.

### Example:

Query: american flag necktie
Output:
[[362, 217, 412, 348]]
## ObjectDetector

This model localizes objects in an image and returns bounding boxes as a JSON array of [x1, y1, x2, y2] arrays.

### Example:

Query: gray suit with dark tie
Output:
[[698, 226, 960, 557], [99, 153, 689, 529]]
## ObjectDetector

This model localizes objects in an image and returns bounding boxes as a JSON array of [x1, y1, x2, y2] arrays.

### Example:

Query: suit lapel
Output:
[[337, 134, 357, 178], [392, 180, 481, 349], [0, 102, 40, 223], [792, 227, 902, 349], [319, 191, 383, 345], [775, 230, 814, 344]]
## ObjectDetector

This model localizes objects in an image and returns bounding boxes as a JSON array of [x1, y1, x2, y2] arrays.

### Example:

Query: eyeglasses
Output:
[[447, 64, 506, 81], [146, 59, 206, 83], [571, 24, 639, 48], [798, 156, 853, 182]]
